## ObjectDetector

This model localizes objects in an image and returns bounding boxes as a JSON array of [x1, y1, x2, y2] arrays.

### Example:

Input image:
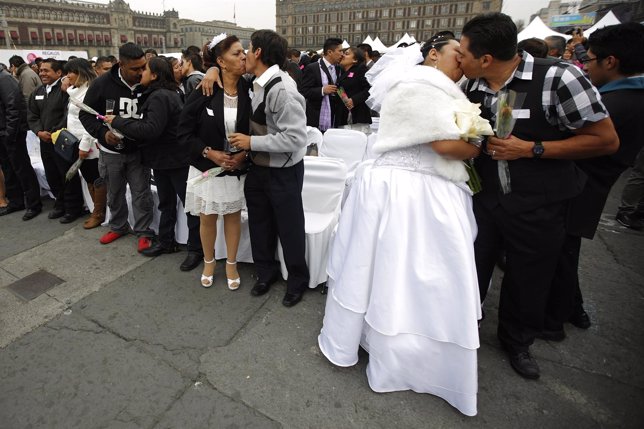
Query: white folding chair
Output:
[[278, 156, 348, 289], [319, 128, 368, 175], [306, 126, 323, 156]]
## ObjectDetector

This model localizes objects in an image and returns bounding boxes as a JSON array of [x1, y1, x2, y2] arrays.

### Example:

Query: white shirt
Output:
[[45, 78, 60, 95]]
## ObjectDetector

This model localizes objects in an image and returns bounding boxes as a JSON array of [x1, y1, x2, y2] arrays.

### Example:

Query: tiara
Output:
[[208, 33, 228, 50]]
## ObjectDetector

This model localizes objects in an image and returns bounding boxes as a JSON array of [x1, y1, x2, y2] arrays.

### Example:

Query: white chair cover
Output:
[[319, 128, 368, 175], [278, 156, 348, 288], [364, 132, 379, 161], [306, 126, 323, 147]]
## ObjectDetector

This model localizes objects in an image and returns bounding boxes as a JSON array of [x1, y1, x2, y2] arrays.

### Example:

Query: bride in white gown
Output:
[[318, 37, 493, 417]]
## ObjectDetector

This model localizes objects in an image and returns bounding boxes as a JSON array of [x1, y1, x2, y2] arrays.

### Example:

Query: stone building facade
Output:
[[0, 0, 255, 58], [276, 0, 503, 50], [180, 19, 255, 49]]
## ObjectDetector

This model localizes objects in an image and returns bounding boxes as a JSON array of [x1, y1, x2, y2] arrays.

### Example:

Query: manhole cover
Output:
[[6, 269, 65, 301]]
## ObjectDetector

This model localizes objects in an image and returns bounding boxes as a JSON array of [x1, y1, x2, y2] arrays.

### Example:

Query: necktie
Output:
[[329, 65, 336, 84]]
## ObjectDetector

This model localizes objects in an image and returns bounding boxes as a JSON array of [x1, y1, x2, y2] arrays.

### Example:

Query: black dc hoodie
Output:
[[79, 63, 144, 154]]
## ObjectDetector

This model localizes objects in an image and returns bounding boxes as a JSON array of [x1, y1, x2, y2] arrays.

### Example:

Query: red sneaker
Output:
[[137, 237, 152, 253], [100, 231, 124, 244]]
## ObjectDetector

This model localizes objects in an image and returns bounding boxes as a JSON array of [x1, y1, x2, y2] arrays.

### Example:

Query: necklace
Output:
[[223, 87, 238, 97]]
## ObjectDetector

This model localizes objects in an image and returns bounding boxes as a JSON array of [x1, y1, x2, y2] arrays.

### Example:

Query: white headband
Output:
[[208, 33, 228, 50]]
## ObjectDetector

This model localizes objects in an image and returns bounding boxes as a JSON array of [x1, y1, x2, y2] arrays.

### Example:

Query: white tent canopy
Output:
[[362, 35, 374, 45], [342, 39, 350, 49], [585, 11, 621, 37], [370, 37, 388, 53], [390, 33, 416, 49], [518, 16, 570, 42]]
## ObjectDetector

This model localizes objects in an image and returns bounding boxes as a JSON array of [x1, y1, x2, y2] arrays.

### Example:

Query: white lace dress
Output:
[[318, 144, 481, 416], [184, 93, 246, 216]]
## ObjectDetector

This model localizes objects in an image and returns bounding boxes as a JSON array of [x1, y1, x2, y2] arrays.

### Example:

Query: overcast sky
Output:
[[90, 0, 551, 29]]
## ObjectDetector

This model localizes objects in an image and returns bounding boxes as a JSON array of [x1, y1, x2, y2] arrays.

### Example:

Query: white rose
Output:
[[453, 100, 494, 140]]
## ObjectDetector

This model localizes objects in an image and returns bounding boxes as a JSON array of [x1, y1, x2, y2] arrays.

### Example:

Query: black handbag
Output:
[[54, 129, 80, 162]]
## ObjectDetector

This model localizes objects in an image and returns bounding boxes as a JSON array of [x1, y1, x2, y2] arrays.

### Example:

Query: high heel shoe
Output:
[[201, 258, 216, 288], [226, 260, 240, 291]]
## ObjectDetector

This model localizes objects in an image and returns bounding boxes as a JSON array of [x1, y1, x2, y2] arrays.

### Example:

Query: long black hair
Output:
[[146, 57, 179, 91]]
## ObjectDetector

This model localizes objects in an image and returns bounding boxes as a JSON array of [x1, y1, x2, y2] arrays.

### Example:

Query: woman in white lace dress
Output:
[[318, 38, 492, 416], [179, 35, 250, 290]]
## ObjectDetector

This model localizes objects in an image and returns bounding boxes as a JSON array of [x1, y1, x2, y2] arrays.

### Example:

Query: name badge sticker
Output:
[[512, 109, 530, 119], [206, 108, 214, 116], [35, 95, 45, 100]]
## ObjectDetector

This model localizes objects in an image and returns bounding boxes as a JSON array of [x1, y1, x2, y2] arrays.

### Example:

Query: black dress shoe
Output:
[[180, 251, 203, 271], [0, 205, 25, 216], [59, 212, 82, 224], [501, 342, 540, 379], [48, 208, 65, 219], [251, 281, 271, 296], [142, 241, 179, 257], [569, 307, 591, 329], [282, 291, 303, 307], [536, 329, 566, 342], [22, 208, 42, 221]]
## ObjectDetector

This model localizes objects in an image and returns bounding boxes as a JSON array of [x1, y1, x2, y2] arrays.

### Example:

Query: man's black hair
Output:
[[462, 13, 517, 61], [144, 48, 158, 56], [184, 45, 201, 56], [8, 55, 26, 68], [588, 22, 644, 75], [518, 38, 549, 59], [119, 43, 145, 62], [95, 56, 111, 65], [323, 37, 343, 55], [250, 29, 287, 68], [41, 58, 63, 72], [356, 43, 373, 57]]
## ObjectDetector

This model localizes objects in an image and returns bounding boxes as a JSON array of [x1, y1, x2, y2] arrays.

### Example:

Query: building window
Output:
[[482, 1, 491, 11], [330, 24, 337, 32], [355, 11, 362, 19], [355, 23, 362, 31], [411, 7, 419, 16], [456, 17, 464, 26], [369, 10, 376, 18], [409, 21, 417, 29], [395, 21, 402, 30], [458, 2, 467, 14], [425, 19, 433, 28], [396, 8, 403, 17], [382, 9, 389, 18], [440, 18, 449, 27], [441, 5, 449, 14]]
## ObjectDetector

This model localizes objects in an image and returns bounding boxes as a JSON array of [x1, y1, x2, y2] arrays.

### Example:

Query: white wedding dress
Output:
[[318, 144, 481, 416]]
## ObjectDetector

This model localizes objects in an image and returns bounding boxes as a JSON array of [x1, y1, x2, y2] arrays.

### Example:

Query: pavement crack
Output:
[[148, 379, 194, 429]]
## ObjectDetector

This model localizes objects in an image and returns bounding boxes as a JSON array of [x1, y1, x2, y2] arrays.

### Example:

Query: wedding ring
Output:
[[492, 150, 496, 156]]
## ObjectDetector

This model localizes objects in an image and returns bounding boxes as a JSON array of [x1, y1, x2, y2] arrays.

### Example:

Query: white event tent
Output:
[[370, 37, 389, 53], [585, 11, 621, 36], [518, 17, 570, 42]]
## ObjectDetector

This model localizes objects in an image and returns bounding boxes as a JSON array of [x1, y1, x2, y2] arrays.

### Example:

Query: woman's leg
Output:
[[200, 213, 218, 285], [223, 211, 241, 286]]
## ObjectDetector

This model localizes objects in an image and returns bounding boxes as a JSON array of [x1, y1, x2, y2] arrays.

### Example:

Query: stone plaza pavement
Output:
[[0, 176, 643, 429]]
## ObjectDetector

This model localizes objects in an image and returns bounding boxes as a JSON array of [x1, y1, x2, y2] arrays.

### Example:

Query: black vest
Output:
[[467, 58, 586, 214]]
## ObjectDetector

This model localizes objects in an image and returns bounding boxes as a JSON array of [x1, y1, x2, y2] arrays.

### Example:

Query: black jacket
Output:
[[300, 59, 342, 128], [0, 70, 28, 142], [79, 63, 144, 154], [177, 78, 251, 175], [112, 86, 186, 170], [27, 79, 68, 146], [334, 63, 372, 126]]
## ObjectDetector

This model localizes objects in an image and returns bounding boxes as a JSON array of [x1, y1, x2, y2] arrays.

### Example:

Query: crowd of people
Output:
[[1, 13, 643, 417]]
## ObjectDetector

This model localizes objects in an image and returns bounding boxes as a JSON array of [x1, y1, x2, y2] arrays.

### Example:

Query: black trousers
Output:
[[545, 234, 582, 329], [474, 199, 567, 351], [40, 141, 84, 214], [153, 166, 201, 252], [245, 161, 309, 294], [0, 131, 42, 210]]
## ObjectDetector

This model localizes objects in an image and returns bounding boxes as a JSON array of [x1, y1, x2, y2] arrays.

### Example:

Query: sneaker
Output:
[[616, 211, 643, 230], [100, 231, 124, 244], [137, 236, 152, 253]]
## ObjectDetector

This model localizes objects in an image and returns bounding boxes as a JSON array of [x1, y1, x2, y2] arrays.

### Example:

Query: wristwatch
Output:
[[532, 141, 544, 159]]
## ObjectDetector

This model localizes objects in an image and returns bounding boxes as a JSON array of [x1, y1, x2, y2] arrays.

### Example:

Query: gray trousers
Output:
[[98, 150, 154, 236], [619, 147, 644, 216]]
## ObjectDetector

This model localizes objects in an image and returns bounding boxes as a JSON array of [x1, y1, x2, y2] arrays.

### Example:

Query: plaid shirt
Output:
[[464, 52, 608, 132]]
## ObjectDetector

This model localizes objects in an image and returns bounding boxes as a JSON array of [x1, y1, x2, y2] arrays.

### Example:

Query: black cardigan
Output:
[[334, 63, 372, 126], [111, 86, 186, 169], [177, 78, 251, 174]]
